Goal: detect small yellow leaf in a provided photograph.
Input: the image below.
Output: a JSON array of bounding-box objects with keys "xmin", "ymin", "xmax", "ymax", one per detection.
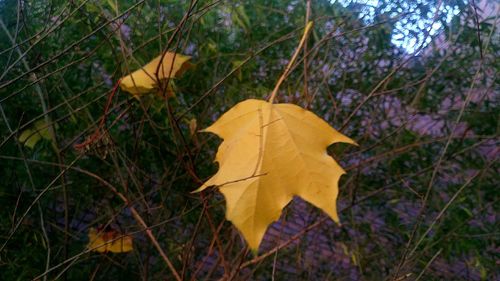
[
  {"xmin": 87, "ymin": 228, "xmax": 133, "ymax": 253},
  {"xmin": 18, "ymin": 120, "xmax": 53, "ymax": 149},
  {"xmin": 120, "ymin": 52, "xmax": 191, "ymax": 96},
  {"xmin": 195, "ymin": 99, "xmax": 356, "ymax": 251},
  {"xmin": 19, "ymin": 129, "xmax": 41, "ymax": 149}
]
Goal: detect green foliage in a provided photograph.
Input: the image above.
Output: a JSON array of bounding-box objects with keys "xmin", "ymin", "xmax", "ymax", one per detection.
[{"xmin": 0, "ymin": 0, "xmax": 497, "ymax": 280}]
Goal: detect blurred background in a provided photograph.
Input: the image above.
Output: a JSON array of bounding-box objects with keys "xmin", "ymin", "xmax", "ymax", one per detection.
[{"xmin": 0, "ymin": 0, "xmax": 498, "ymax": 280}]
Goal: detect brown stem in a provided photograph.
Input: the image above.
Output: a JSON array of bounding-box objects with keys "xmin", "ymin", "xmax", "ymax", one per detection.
[{"xmin": 268, "ymin": 21, "xmax": 313, "ymax": 103}]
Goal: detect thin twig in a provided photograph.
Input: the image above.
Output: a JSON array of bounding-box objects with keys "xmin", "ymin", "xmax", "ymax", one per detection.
[{"xmin": 268, "ymin": 21, "xmax": 313, "ymax": 103}]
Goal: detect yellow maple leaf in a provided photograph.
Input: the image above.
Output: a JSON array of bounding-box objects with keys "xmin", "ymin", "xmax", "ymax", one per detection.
[
  {"xmin": 195, "ymin": 99, "xmax": 356, "ymax": 251},
  {"xmin": 119, "ymin": 52, "xmax": 191, "ymax": 96},
  {"xmin": 87, "ymin": 228, "xmax": 133, "ymax": 253}
]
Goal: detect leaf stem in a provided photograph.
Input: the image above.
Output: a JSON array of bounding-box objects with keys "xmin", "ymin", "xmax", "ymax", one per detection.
[{"xmin": 268, "ymin": 21, "xmax": 313, "ymax": 103}]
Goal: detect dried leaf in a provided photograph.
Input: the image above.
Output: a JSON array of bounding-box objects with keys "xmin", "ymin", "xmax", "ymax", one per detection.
[
  {"xmin": 120, "ymin": 52, "xmax": 191, "ymax": 96},
  {"xmin": 188, "ymin": 118, "xmax": 197, "ymax": 136},
  {"xmin": 75, "ymin": 130, "xmax": 114, "ymax": 159},
  {"xmin": 87, "ymin": 228, "xmax": 133, "ymax": 253},
  {"xmin": 195, "ymin": 99, "xmax": 356, "ymax": 251}
]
